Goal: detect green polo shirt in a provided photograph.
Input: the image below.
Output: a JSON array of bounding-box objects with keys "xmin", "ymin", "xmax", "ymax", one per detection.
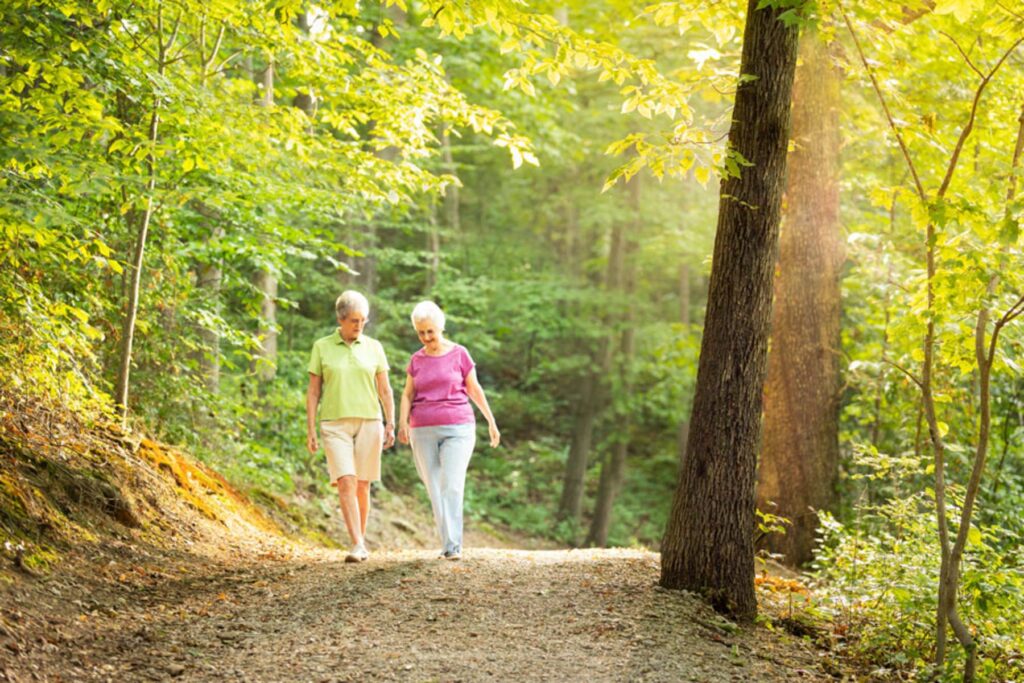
[{"xmin": 308, "ymin": 331, "xmax": 390, "ymax": 421}]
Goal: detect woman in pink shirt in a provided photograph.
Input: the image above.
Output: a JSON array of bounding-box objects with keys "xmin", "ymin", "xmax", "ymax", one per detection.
[{"xmin": 397, "ymin": 301, "xmax": 500, "ymax": 560}]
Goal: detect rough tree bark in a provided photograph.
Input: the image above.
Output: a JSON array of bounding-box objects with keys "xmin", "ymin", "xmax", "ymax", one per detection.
[
  {"xmin": 677, "ymin": 262, "xmax": 692, "ymax": 470},
  {"xmin": 756, "ymin": 28, "xmax": 843, "ymax": 567},
  {"xmin": 660, "ymin": 0, "xmax": 800, "ymax": 621}
]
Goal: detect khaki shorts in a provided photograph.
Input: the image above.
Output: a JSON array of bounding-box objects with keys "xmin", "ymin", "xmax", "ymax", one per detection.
[{"xmin": 320, "ymin": 418, "xmax": 383, "ymax": 483}]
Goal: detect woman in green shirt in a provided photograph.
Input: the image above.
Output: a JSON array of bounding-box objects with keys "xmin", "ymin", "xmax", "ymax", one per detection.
[{"xmin": 306, "ymin": 291, "xmax": 396, "ymax": 562}]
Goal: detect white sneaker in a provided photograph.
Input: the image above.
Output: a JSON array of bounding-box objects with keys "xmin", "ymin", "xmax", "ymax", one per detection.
[{"xmin": 346, "ymin": 543, "xmax": 369, "ymax": 563}]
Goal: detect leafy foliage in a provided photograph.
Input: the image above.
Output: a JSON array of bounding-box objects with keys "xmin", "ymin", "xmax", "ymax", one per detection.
[{"xmin": 2, "ymin": 0, "xmax": 1024, "ymax": 676}]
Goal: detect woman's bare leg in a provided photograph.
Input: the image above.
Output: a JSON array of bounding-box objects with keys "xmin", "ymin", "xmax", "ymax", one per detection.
[
  {"xmin": 336, "ymin": 475, "xmax": 362, "ymax": 546},
  {"xmin": 356, "ymin": 479, "xmax": 371, "ymax": 537}
]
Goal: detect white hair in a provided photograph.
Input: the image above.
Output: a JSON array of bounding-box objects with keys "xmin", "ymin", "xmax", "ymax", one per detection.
[
  {"xmin": 335, "ymin": 290, "xmax": 369, "ymax": 319},
  {"xmin": 410, "ymin": 300, "xmax": 445, "ymax": 330}
]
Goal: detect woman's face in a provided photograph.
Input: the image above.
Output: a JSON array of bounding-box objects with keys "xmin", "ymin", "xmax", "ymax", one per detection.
[
  {"xmin": 338, "ymin": 310, "xmax": 368, "ymax": 342},
  {"xmin": 414, "ymin": 319, "xmax": 443, "ymax": 351}
]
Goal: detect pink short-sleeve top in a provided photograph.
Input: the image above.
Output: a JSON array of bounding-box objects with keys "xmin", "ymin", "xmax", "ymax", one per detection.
[{"xmin": 406, "ymin": 344, "xmax": 476, "ymax": 428}]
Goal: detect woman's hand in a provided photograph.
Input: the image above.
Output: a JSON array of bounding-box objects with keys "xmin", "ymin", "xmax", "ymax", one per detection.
[
  {"xmin": 306, "ymin": 431, "xmax": 319, "ymax": 454},
  {"xmin": 384, "ymin": 423, "xmax": 396, "ymax": 449},
  {"xmin": 398, "ymin": 424, "xmax": 410, "ymax": 445},
  {"xmin": 488, "ymin": 422, "xmax": 501, "ymax": 448}
]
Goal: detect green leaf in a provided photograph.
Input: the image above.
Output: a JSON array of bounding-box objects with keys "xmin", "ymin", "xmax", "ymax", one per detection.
[
  {"xmin": 934, "ymin": 0, "xmax": 982, "ymax": 22},
  {"xmin": 694, "ymin": 166, "xmax": 710, "ymax": 187},
  {"xmin": 998, "ymin": 217, "xmax": 1019, "ymax": 245}
]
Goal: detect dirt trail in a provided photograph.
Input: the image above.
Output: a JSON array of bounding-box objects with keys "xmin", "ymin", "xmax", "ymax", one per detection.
[
  {"xmin": 0, "ymin": 396, "xmax": 834, "ymax": 682},
  {"xmin": 2, "ymin": 546, "xmax": 831, "ymax": 683}
]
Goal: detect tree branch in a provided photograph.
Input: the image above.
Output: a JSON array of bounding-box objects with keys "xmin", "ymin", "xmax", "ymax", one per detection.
[
  {"xmin": 938, "ymin": 31, "xmax": 983, "ymax": 78},
  {"xmin": 838, "ymin": 0, "xmax": 927, "ymax": 201},
  {"xmin": 997, "ymin": 1, "xmax": 1024, "ymax": 23},
  {"xmin": 162, "ymin": 12, "xmax": 183, "ymax": 54},
  {"xmin": 883, "ymin": 358, "xmax": 923, "ymax": 388},
  {"xmin": 112, "ymin": 22, "xmax": 159, "ymax": 65},
  {"xmin": 1008, "ymin": 102, "xmax": 1024, "ymax": 203},
  {"xmin": 214, "ymin": 49, "xmax": 244, "ymax": 75},
  {"xmin": 997, "ymin": 292, "xmax": 1024, "ymax": 329},
  {"xmin": 203, "ymin": 22, "xmax": 227, "ymax": 76},
  {"xmin": 936, "ymin": 37, "xmax": 1024, "ymax": 199}
]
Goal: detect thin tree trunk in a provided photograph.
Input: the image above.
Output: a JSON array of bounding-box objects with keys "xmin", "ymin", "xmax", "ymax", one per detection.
[
  {"xmin": 442, "ymin": 124, "xmax": 460, "ymax": 234},
  {"xmin": 923, "ymin": 67, "xmax": 1021, "ymax": 680},
  {"xmin": 427, "ymin": 123, "xmax": 458, "ymax": 289},
  {"xmin": 871, "ymin": 193, "xmax": 897, "ymax": 452},
  {"xmin": 196, "ymin": 221, "xmax": 223, "ymax": 395},
  {"xmin": 563, "ymin": 185, "xmax": 580, "ymax": 278},
  {"xmin": 253, "ymin": 267, "xmax": 278, "ymax": 385},
  {"xmin": 679, "ymin": 263, "xmax": 691, "ymax": 334},
  {"xmin": 756, "ymin": 29, "xmax": 843, "ymax": 567},
  {"xmin": 192, "ymin": 18, "xmax": 226, "ymax": 398},
  {"xmin": 660, "ymin": 0, "xmax": 799, "ymax": 621},
  {"xmin": 426, "ymin": 207, "xmax": 440, "ymax": 291},
  {"xmin": 937, "ymin": 101, "xmax": 1024, "ymax": 681},
  {"xmin": 363, "ymin": 228, "xmax": 379, "ymax": 295},
  {"xmin": 253, "ymin": 60, "xmax": 278, "ymax": 386},
  {"xmin": 558, "ymin": 220, "xmax": 626, "ymax": 529},
  {"xmin": 585, "ymin": 329, "xmax": 632, "ymax": 547},
  {"xmin": 114, "ymin": 7, "xmax": 181, "ymax": 419},
  {"xmin": 987, "ymin": 103, "xmax": 1024, "ymax": 502},
  {"xmin": 989, "ymin": 388, "xmax": 1019, "ymax": 499},
  {"xmin": 839, "ymin": 11, "xmax": 1021, "ymax": 666},
  {"xmin": 559, "ymin": 372, "xmax": 597, "ymax": 527},
  {"xmin": 586, "ymin": 176, "xmax": 641, "ymax": 548}
]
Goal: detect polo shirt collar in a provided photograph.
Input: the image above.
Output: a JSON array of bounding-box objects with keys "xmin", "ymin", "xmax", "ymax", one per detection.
[{"xmin": 335, "ymin": 329, "xmax": 363, "ymax": 345}]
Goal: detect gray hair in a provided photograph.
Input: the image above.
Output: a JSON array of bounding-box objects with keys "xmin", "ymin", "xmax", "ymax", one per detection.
[
  {"xmin": 335, "ymin": 290, "xmax": 370, "ymax": 319},
  {"xmin": 410, "ymin": 300, "xmax": 445, "ymax": 330}
]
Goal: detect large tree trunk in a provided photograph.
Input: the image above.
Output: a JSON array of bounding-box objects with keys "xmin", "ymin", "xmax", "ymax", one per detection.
[
  {"xmin": 677, "ymin": 262, "xmax": 692, "ymax": 469},
  {"xmin": 756, "ymin": 29, "xmax": 843, "ymax": 567},
  {"xmin": 660, "ymin": 0, "xmax": 800, "ymax": 622}
]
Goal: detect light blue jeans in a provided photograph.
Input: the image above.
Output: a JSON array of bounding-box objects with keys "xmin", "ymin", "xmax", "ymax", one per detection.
[{"xmin": 409, "ymin": 423, "xmax": 476, "ymax": 554}]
